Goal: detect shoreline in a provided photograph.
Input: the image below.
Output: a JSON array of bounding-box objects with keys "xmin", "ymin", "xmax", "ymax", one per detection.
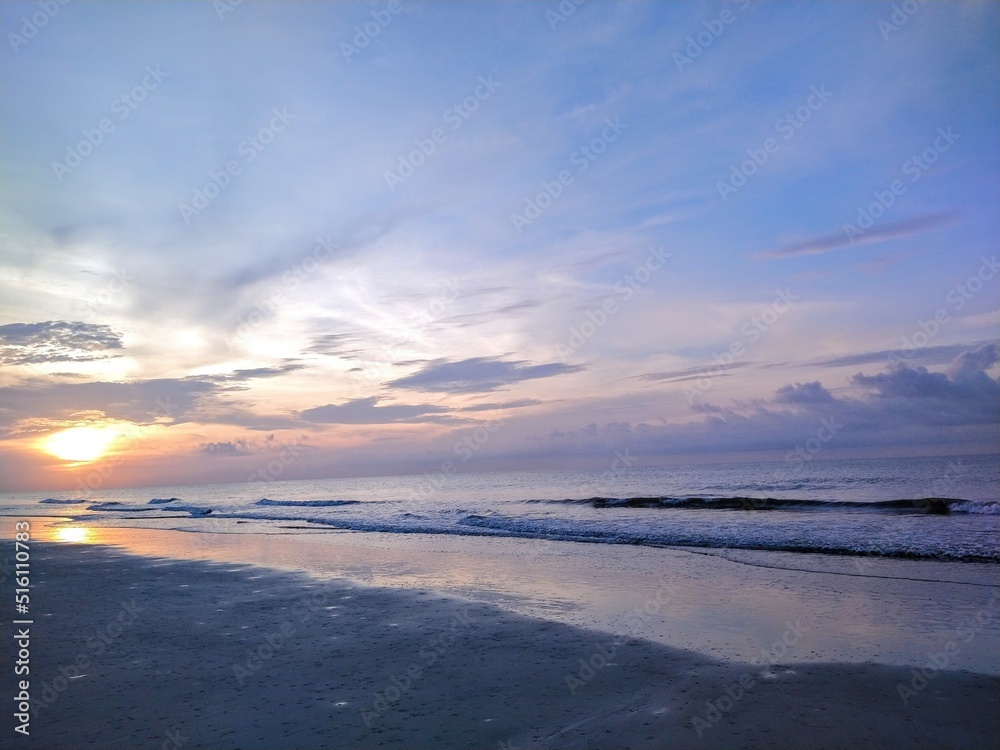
[{"xmin": 2, "ymin": 539, "xmax": 999, "ymax": 749}]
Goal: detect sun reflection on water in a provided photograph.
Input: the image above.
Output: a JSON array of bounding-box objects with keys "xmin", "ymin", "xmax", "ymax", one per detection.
[{"xmin": 54, "ymin": 527, "xmax": 93, "ymax": 544}]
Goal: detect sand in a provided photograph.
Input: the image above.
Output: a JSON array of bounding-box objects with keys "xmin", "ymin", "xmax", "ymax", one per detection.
[
  {"xmin": 2, "ymin": 539, "xmax": 998, "ymax": 749},
  {"xmin": 24, "ymin": 522, "xmax": 1000, "ymax": 673}
]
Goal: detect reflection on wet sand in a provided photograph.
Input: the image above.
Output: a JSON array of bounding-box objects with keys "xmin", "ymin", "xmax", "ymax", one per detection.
[{"xmin": 9, "ymin": 516, "xmax": 999, "ymax": 675}]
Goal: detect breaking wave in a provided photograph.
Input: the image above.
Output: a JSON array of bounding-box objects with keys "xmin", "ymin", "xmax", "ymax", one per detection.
[
  {"xmin": 521, "ymin": 496, "xmax": 991, "ymax": 514},
  {"xmin": 254, "ymin": 498, "xmax": 361, "ymax": 508}
]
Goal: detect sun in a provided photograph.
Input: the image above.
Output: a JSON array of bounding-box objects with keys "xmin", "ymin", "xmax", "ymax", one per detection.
[{"xmin": 41, "ymin": 426, "xmax": 119, "ymax": 463}]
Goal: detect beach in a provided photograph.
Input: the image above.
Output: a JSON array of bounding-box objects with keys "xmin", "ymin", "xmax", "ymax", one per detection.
[
  {"xmin": 3, "ymin": 524, "xmax": 998, "ymax": 749},
  {"xmin": 4, "ymin": 0, "xmax": 999, "ymax": 746}
]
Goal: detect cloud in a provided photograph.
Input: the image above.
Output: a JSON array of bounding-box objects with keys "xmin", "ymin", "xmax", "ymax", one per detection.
[
  {"xmin": 0, "ymin": 377, "xmax": 219, "ymax": 434},
  {"xmin": 435, "ymin": 300, "xmax": 543, "ymax": 329},
  {"xmin": 305, "ymin": 333, "xmax": 366, "ymax": 358},
  {"xmin": 852, "ymin": 359, "xmax": 999, "ymax": 405},
  {"xmin": 0, "ymin": 321, "xmax": 124, "ymax": 365},
  {"xmin": 775, "ymin": 381, "xmax": 835, "ymax": 404},
  {"xmin": 203, "ymin": 363, "xmax": 306, "ymax": 381},
  {"xmin": 633, "ymin": 362, "xmax": 750, "ymax": 383},
  {"xmin": 192, "ymin": 407, "xmax": 303, "ymax": 432},
  {"xmin": 805, "ymin": 343, "xmax": 992, "ymax": 369},
  {"xmin": 199, "ymin": 440, "xmax": 253, "ymax": 456},
  {"xmin": 198, "ymin": 436, "xmax": 274, "ymax": 456},
  {"xmin": 757, "ymin": 212, "xmax": 955, "ymax": 260},
  {"xmin": 457, "ymin": 398, "xmax": 544, "ymax": 412},
  {"xmin": 299, "ymin": 396, "xmax": 458, "ymax": 425},
  {"xmin": 387, "ymin": 356, "xmax": 584, "ymax": 393},
  {"xmin": 2, "ymin": 1, "xmax": 996, "ymax": 491},
  {"xmin": 947, "ymin": 343, "xmax": 998, "ymax": 380},
  {"xmin": 531, "ymin": 346, "xmax": 1000, "ymax": 458}
]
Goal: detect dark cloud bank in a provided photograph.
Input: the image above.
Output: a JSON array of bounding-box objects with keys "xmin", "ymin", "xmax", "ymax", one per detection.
[{"xmin": 534, "ymin": 345, "xmax": 999, "ymax": 459}]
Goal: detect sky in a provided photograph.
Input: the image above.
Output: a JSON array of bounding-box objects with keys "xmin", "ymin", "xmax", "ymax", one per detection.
[{"xmin": 1, "ymin": 0, "xmax": 998, "ymax": 492}]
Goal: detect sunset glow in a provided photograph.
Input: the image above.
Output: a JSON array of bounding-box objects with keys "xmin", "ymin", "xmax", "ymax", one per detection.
[
  {"xmin": 41, "ymin": 426, "xmax": 120, "ymax": 463},
  {"xmin": 53, "ymin": 527, "xmax": 94, "ymax": 544},
  {"xmin": 0, "ymin": 1, "xmax": 996, "ymax": 494},
  {"xmin": 0, "ymin": 4, "xmax": 997, "ymax": 750}
]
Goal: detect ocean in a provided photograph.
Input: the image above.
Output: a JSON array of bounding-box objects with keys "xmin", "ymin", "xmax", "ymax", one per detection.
[{"xmin": 3, "ymin": 454, "xmax": 998, "ymax": 563}]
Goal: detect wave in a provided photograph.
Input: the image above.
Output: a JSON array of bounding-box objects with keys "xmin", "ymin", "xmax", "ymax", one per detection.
[
  {"xmin": 952, "ymin": 500, "xmax": 1000, "ymax": 515},
  {"xmin": 57, "ymin": 496, "xmax": 999, "ymax": 562},
  {"xmin": 254, "ymin": 498, "xmax": 361, "ymax": 508},
  {"xmin": 87, "ymin": 502, "xmax": 156, "ymax": 512},
  {"xmin": 86, "ymin": 501, "xmax": 212, "ymax": 516},
  {"xmin": 141, "ymin": 509, "xmax": 996, "ymax": 563},
  {"xmin": 149, "ymin": 497, "xmax": 182, "ymax": 504},
  {"xmin": 40, "ymin": 498, "xmax": 85, "ymax": 505},
  {"xmin": 452, "ymin": 514, "xmax": 998, "ymax": 562},
  {"xmin": 521, "ymin": 496, "xmax": 984, "ymax": 514}
]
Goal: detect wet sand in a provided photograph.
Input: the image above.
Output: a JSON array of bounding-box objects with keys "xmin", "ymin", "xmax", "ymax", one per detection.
[
  {"xmin": 1, "ymin": 540, "xmax": 997, "ymax": 749},
  {"xmin": 20, "ymin": 521, "xmax": 1000, "ymax": 673}
]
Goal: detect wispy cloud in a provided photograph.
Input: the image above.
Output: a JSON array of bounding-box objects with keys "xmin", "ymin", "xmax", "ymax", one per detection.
[
  {"xmin": 299, "ymin": 396, "xmax": 459, "ymax": 425},
  {"xmin": 204, "ymin": 363, "xmax": 306, "ymax": 382},
  {"xmin": 456, "ymin": 398, "xmax": 544, "ymax": 412},
  {"xmin": 633, "ymin": 362, "xmax": 751, "ymax": 383},
  {"xmin": 803, "ymin": 342, "xmax": 996, "ymax": 369},
  {"xmin": 757, "ymin": 213, "xmax": 956, "ymax": 260},
  {"xmin": 388, "ymin": 357, "xmax": 584, "ymax": 394},
  {"xmin": 305, "ymin": 333, "xmax": 366, "ymax": 358}
]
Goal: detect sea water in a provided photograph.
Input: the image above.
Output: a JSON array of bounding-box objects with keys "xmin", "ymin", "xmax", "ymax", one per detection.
[{"xmin": 2, "ymin": 454, "xmax": 998, "ymax": 562}]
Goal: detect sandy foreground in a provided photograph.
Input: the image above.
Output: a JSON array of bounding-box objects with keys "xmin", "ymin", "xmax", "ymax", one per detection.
[{"xmin": 1, "ymin": 537, "xmax": 998, "ymax": 750}]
